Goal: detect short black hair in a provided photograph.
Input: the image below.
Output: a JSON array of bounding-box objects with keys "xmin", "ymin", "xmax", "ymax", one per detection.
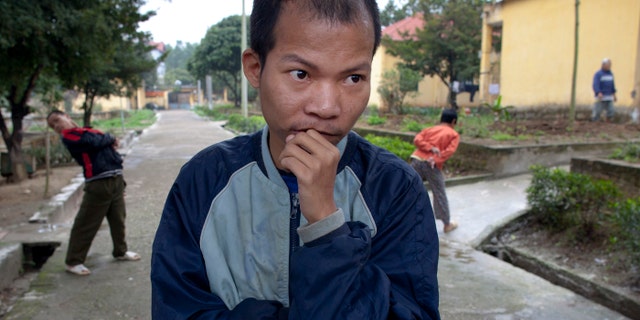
[
  {"xmin": 440, "ymin": 108, "xmax": 458, "ymax": 124},
  {"xmin": 250, "ymin": 0, "xmax": 381, "ymax": 67},
  {"xmin": 46, "ymin": 109, "xmax": 65, "ymax": 121}
]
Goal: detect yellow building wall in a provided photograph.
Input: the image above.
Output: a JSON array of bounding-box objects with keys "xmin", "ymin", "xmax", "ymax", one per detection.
[
  {"xmin": 500, "ymin": 0, "xmax": 640, "ymax": 109},
  {"xmin": 370, "ymin": 46, "xmax": 475, "ymax": 110},
  {"xmin": 71, "ymin": 94, "xmax": 134, "ymax": 113}
]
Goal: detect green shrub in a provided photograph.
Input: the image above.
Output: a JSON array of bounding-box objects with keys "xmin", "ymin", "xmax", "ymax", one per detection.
[
  {"xmin": 26, "ymin": 141, "xmax": 74, "ymax": 167},
  {"xmin": 402, "ymin": 119, "xmax": 424, "ymax": 132},
  {"xmin": 612, "ymin": 197, "xmax": 640, "ymax": 266},
  {"xmin": 526, "ymin": 166, "xmax": 621, "ymax": 238},
  {"xmin": 367, "ymin": 105, "xmax": 379, "ymax": 116},
  {"xmin": 92, "ymin": 110, "xmax": 156, "ymax": 133},
  {"xmin": 194, "ymin": 105, "xmax": 233, "ymax": 121},
  {"xmin": 610, "ymin": 143, "xmax": 640, "ymax": 163},
  {"xmin": 403, "ymin": 107, "xmax": 443, "ymax": 118},
  {"xmin": 491, "ymin": 132, "xmax": 516, "ymax": 141},
  {"xmin": 364, "ymin": 134, "xmax": 414, "ymax": 161},
  {"xmin": 225, "ymin": 114, "xmax": 266, "ymax": 133},
  {"xmin": 367, "ymin": 115, "xmax": 386, "ymax": 126},
  {"xmin": 456, "ymin": 114, "xmax": 492, "ymax": 139}
]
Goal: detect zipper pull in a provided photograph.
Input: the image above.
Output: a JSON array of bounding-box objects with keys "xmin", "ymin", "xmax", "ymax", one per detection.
[{"xmin": 290, "ymin": 193, "xmax": 299, "ymax": 219}]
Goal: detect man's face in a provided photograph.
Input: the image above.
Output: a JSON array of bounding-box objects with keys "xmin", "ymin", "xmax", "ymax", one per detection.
[
  {"xmin": 47, "ymin": 113, "xmax": 75, "ymax": 134},
  {"xmin": 603, "ymin": 61, "xmax": 612, "ymax": 71},
  {"xmin": 243, "ymin": 3, "xmax": 375, "ymax": 162}
]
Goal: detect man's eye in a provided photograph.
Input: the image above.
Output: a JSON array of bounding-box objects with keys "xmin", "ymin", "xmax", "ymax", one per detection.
[
  {"xmin": 290, "ymin": 70, "xmax": 308, "ymax": 80},
  {"xmin": 346, "ymin": 75, "xmax": 363, "ymax": 84}
]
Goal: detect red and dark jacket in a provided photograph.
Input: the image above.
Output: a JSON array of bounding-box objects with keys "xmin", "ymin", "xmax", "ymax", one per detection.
[{"xmin": 61, "ymin": 127, "xmax": 123, "ymax": 180}]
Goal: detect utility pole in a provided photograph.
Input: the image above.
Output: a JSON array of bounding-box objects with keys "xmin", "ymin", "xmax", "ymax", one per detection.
[{"xmin": 241, "ymin": 0, "xmax": 249, "ymax": 118}]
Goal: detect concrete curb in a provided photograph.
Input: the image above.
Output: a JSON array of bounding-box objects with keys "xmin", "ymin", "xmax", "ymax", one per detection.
[
  {"xmin": 477, "ymin": 212, "xmax": 640, "ymax": 319},
  {"xmin": 0, "ymin": 243, "xmax": 22, "ymax": 292},
  {"xmin": 469, "ymin": 208, "xmax": 530, "ymax": 248},
  {"xmin": 505, "ymin": 245, "xmax": 640, "ymax": 320}
]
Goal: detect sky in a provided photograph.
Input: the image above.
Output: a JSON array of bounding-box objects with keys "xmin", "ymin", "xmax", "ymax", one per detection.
[{"xmin": 139, "ymin": 0, "xmax": 391, "ymax": 46}]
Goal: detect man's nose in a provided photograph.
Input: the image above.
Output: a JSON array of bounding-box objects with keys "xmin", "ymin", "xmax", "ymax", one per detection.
[{"xmin": 304, "ymin": 83, "xmax": 341, "ymax": 119}]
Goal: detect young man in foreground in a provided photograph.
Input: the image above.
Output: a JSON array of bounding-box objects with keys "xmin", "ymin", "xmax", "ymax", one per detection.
[{"xmin": 151, "ymin": 1, "xmax": 440, "ymax": 318}]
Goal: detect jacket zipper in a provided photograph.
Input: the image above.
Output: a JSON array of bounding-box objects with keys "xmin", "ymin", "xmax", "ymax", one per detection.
[
  {"xmin": 289, "ymin": 192, "xmax": 301, "ymax": 254},
  {"xmin": 288, "ymin": 192, "xmax": 301, "ymax": 304}
]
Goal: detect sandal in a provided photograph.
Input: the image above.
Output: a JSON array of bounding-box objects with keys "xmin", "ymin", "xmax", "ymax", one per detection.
[
  {"xmin": 115, "ymin": 251, "xmax": 141, "ymax": 261},
  {"xmin": 66, "ymin": 264, "xmax": 91, "ymax": 276},
  {"xmin": 444, "ymin": 220, "xmax": 459, "ymax": 233}
]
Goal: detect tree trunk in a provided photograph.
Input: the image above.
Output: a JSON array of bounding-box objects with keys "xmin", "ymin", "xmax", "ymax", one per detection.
[
  {"xmin": 7, "ymin": 103, "xmax": 28, "ymax": 182},
  {"xmin": 83, "ymin": 88, "xmax": 96, "ymax": 127},
  {"xmin": 569, "ymin": 0, "xmax": 580, "ymax": 130},
  {"xmin": 448, "ymin": 89, "xmax": 459, "ymax": 110},
  {"xmin": 1, "ymin": 67, "xmax": 42, "ymax": 182}
]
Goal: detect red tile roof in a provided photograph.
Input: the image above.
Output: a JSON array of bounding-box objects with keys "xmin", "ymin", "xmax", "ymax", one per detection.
[
  {"xmin": 145, "ymin": 91, "xmax": 166, "ymax": 97},
  {"xmin": 149, "ymin": 41, "xmax": 166, "ymax": 53},
  {"xmin": 382, "ymin": 14, "xmax": 424, "ymax": 41}
]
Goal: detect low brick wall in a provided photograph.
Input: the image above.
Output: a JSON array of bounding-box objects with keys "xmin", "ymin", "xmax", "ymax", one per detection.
[
  {"xmin": 456, "ymin": 141, "xmax": 628, "ymax": 177},
  {"xmin": 571, "ymin": 157, "xmax": 640, "ymax": 198}
]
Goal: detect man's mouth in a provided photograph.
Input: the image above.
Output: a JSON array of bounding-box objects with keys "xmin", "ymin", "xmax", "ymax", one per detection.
[{"xmin": 291, "ymin": 129, "xmax": 340, "ymax": 138}]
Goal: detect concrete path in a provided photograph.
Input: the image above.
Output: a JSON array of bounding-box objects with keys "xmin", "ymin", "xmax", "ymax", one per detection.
[
  {"xmin": 5, "ymin": 110, "xmax": 628, "ymax": 319},
  {"xmin": 435, "ymin": 178, "xmax": 628, "ymax": 319}
]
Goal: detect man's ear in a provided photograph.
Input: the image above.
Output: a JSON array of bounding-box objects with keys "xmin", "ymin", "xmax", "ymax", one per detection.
[{"xmin": 242, "ymin": 49, "xmax": 262, "ymax": 89}]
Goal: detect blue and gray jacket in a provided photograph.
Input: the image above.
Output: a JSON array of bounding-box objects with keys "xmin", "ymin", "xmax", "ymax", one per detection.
[
  {"xmin": 592, "ymin": 69, "xmax": 616, "ymax": 99},
  {"xmin": 151, "ymin": 127, "xmax": 441, "ymax": 319}
]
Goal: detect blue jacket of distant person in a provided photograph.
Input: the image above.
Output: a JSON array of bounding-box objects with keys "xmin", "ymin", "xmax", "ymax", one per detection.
[
  {"xmin": 592, "ymin": 69, "xmax": 616, "ymax": 99},
  {"xmin": 150, "ymin": 126, "xmax": 441, "ymax": 320}
]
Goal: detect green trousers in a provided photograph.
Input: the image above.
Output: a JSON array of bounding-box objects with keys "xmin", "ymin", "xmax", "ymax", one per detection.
[{"xmin": 65, "ymin": 175, "xmax": 128, "ymax": 266}]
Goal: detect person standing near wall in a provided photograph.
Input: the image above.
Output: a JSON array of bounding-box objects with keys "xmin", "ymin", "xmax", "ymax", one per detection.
[
  {"xmin": 410, "ymin": 108, "xmax": 460, "ymax": 233},
  {"xmin": 592, "ymin": 58, "xmax": 617, "ymax": 122}
]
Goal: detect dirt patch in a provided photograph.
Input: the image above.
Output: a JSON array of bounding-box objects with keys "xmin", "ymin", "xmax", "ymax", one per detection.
[
  {"xmin": 509, "ymin": 222, "xmax": 638, "ymax": 291},
  {"xmin": 0, "ymin": 166, "xmax": 82, "ymax": 229},
  {"xmin": 358, "ymin": 115, "xmax": 640, "ymax": 146},
  {"xmin": 487, "ymin": 119, "xmax": 640, "ymax": 144},
  {"xmin": 490, "ymin": 216, "xmax": 640, "ymax": 314}
]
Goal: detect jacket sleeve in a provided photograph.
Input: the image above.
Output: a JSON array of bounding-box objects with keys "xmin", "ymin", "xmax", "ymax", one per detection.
[
  {"xmin": 151, "ymin": 169, "xmax": 289, "ymax": 320},
  {"xmin": 288, "ymin": 171, "xmax": 440, "ymax": 320},
  {"xmin": 437, "ymin": 133, "xmax": 460, "ymax": 163},
  {"xmin": 414, "ymin": 128, "xmax": 434, "ymax": 154},
  {"xmin": 592, "ymin": 71, "xmax": 601, "ymax": 95},
  {"xmin": 63, "ymin": 130, "xmax": 115, "ymax": 153}
]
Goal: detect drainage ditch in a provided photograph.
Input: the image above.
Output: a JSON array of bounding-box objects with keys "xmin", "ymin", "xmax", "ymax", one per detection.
[
  {"xmin": 478, "ymin": 215, "xmax": 640, "ymax": 319},
  {"xmin": 22, "ymin": 242, "xmax": 60, "ymax": 271}
]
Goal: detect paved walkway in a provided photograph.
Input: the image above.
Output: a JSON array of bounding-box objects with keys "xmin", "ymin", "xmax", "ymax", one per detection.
[{"xmin": 5, "ymin": 110, "xmax": 628, "ymax": 319}]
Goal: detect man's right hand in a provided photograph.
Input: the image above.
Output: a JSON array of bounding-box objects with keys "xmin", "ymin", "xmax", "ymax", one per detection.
[{"xmin": 279, "ymin": 130, "xmax": 340, "ymax": 224}]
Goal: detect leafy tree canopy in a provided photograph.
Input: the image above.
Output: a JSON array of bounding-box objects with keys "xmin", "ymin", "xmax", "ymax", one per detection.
[
  {"xmin": 384, "ymin": 0, "xmax": 484, "ymax": 108},
  {"xmin": 188, "ymin": 15, "xmax": 243, "ymax": 106},
  {"xmin": 165, "ymin": 41, "xmax": 198, "ymax": 71},
  {"xmin": 380, "ymin": 0, "xmax": 420, "ymax": 26},
  {"xmin": 0, "ymin": 0, "xmax": 155, "ymax": 180}
]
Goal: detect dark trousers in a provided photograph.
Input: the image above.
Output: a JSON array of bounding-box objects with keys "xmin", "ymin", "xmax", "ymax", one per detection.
[
  {"xmin": 410, "ymin": 159, "xmax": 451, "ymax": 225},
  {"xmin": 65, "ymin": 175, "xmax": 128, "ymax": 265}
]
